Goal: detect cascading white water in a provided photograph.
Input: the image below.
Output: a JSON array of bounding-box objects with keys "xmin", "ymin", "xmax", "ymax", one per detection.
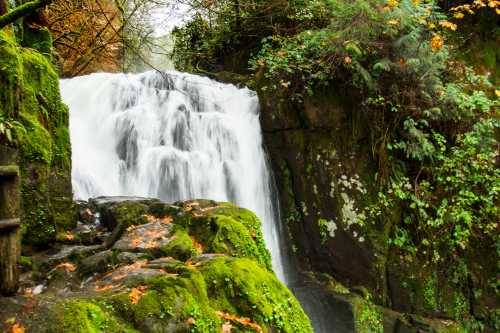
[{"xmin": 61, "ymin": 71, "xmax": 286, "ymax": 282}]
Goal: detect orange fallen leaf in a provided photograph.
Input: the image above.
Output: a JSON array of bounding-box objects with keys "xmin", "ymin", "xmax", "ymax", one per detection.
[
  {"xmin": 95, "ymin": 285, "xmax": 115, "ymax": 292},
  {"xmin": 186, "ymin": 317, "xmax": 196, "ymax": 326},
  {"xmin": 191, "ymin": 237, "xmax": 205, "ymax": 252},
  {"xmin": 143, "ymin": 215, "xmax": 174, "ymax": 224},
  {"xmin": 11, "ymin": 323, "xmax": 25, "ymax": 333},
  {"xmin": 215, "ymin": 311, "xmax": 263, "ymax": 333},
  {"xmin": 130, "ymin": 286, "xmax": 147, "ymax": 305},
  {"xmin": 222, "ymin": 322, "xmax": 233, "ymax": 333},
  {"xmin": 130, "ymin": 238, "xmax": 142, "ymax": 247},
  {"xmin": 111, "ymin": 273, "xmax": 127, "ymax": 281},
  {"xmin": 185, "ymin": 259, "xmax": 201, "ymax": 268},
  {"xmin": 55, "ymin": 262, "xmax": 76, "ymax": 272},
  {"xmin": 144, "ymin": 240, "xmax": 159, "ymax": 249},
  {"xmin": 64, "ymin": 232, "xmax": 75, "ymax": 241}
]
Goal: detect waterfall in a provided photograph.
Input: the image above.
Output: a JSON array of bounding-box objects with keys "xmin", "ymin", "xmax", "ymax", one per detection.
[{"xmin": 61, "ymin": 71, "xmax": 287, "ymax": 282}]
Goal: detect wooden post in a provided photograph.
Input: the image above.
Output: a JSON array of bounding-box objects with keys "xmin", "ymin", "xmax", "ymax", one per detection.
[
  {"xmin": 0, "ymin": 219, "xmax": 20, "ymax": 295},
  {"xmin": 0, "ymin": 160, "xmax": 21, "ymax": 296}
]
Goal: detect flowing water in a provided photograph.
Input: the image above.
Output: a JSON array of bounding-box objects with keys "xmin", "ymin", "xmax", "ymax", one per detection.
[
  {"xmin": 62, "ymin": 71, "xmax": 341, "ymax": 332},
  {"xmin": 61, "ymin": 71, "xmax": 287, "ymax": 282}
]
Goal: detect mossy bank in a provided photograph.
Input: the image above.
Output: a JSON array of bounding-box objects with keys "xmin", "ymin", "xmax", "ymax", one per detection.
[{"xmin": 0, "ymin": 27, "xmax": 73, "ymax": 246}]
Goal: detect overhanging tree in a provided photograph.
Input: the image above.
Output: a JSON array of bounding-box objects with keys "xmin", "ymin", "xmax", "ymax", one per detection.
[{"xmin": 0, "ymin": 0, "xmax": 53, "ymax": 29}]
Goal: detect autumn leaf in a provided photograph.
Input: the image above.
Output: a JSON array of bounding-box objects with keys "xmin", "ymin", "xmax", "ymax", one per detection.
[
  {"xmin": 430, "ymin": 35, "xmax": 444, "ymax": 52},
  {"xmin": 55, "ymin": 262, "xmax": 76, "ymax": 272},
  {"xmin": 95, "ymin": 284, "xmax": 115, "ymax": 292},
  {"xmin": 143, "ymin": 215, "xmax": 174, "ymax": 224},
  {"xmin": 130, "ymin": 286, "xmax": 147, "ymax": 305},
  {"xmin": 186, "ymin": 317, "xmax": 196, "ymax": 326},
  {"xmin": 215, "ymin": 311, "xmax": 263, "ymax": 333},
  {"xmin": 64, "ymin": 232, "xmax": 75, "ymax": 241},
  {"xmin": 222, "ymin": 322, "xmax": 233, "ymax": 333},
  {"xmin": 11, "ymin": 323, "xmax": 25, "ymax": 333},
  {"xmin": 439, "ymin": 20, "xmax": 457, "ymax": 31},
  {"xmin": 191, "ymin": 237, "xmax": 205, "ymax": 253}
]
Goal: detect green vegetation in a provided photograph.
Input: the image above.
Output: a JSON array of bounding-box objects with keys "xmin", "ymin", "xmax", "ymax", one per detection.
[{"xmin": 174, "ymin": 0, "xmax": 499, "ymax": 329}]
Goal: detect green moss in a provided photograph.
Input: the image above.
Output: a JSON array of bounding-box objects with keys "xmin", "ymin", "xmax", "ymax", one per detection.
[
  {"xmin": 188, "ymin": 213, "xmax": 272, "ymax": 271},
  {"xmin": 200, "ymin": 257, "xmax": 313, "ymax": 333},
  {"xmin": 0, "ymin": 30, "xmax": 73, "ymax": 246},
  {"xmin": 424, "ymin": 274, "xmax": 438, "ymax": 312},
  {"xmin": 50, "ymin": 300, "xmax": 138, "ymax": 333},
  {"xmin": 353, "ymin": 296, "xmax": 384, "ymax": 333},
  {"xmin": 20, "ymin": 26, "xmax": 53, "ymax": 56},
  {"xmin": 163, "ymin": 227, "xmax": 197, "ymax": 261}
]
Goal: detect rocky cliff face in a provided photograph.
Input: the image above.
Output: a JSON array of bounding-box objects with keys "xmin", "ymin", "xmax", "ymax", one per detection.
[
  {"xmin": 0, "ymin": 28, "xmax": 73, "ymax": 247},
  {"xmin": 258, "ymin": 83, "xmax": 498, "ymax": 331},
  {"xmin": 0, "ymin": 198, "xmax": 312, "ymax": 333}
]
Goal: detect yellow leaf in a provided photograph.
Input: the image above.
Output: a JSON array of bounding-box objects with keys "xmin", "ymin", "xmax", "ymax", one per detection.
[
  {"xmin": 344, "ymin": 56, "xmax": 352, "ymax": 65},
  {"xmin": 387, "ymin": 0, "xmax": 399, "ymax": 7},
  {"xmin": 55, "ymin": 262, "xmax": 76, "ymax": 272},
  {"xmin": 430, "ymin": 35, "xmax": 444, "ymax": 52},
  {"xmin": 387, "ymin": 19, "xmax": 399, "ymax": 25},
  {"xmin": 453, "ymin": 12, "xmax": 465, "ymax": 19},
  {"xmin": 439, "ymin": 20, "xmax": 458, "ymax": 31},
  {"xmin": 11, "ymin": 323, "xmax": 25, "ymax": 333},
  {"xmin": 130, "ymin": 286, "xmax": 147, "ymax": 304}
]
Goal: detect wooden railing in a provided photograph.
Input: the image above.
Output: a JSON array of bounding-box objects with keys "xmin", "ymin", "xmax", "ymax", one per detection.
[{"xmin": 0, "ymin": 164, "xmax": 20, "ymax": 295}]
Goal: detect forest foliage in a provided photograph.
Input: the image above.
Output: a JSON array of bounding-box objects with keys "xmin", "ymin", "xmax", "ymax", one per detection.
[{"xmin": 172, "ymin": 0, "xmax": 499, "ymax": 302}]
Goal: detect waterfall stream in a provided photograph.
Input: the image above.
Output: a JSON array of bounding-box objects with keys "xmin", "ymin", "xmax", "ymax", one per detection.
[
  {"xmin": 62, "ymin": 71, "xmax": 340, "ymax": 332},
  {"xmin": 61, "ymin": 71, "xmax": 287, "ymax": 282}
]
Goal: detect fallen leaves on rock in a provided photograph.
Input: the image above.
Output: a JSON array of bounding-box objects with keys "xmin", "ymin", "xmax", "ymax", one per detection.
[
  {"xmin": 215, "ymin": 311, "xmax": 263, "ymax": 333},
  {"xmin": 55, "ymin": 262, "xmax": 76, "ymax": 272},
  {"xmin": 144, "ymin": 214, "xmax": 173, "ymax": 224}
]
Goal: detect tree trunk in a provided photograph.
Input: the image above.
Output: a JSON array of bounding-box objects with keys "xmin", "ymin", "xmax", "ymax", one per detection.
[
  {"xmin": 0, "ymin": 0, "xmax": 52, "ymax": 29},
  {"xmin": 0, "ymin": 0, "xmax": 8, "ymax": 16}
]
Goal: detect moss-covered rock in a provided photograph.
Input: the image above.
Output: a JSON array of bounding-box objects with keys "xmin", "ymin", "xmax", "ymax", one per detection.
[
  {"xmin": 0, "ymin": 198, "xmax": 313, "ymax": 333},
  {"xmin": 0, "ymin": 29, "xmax": 73, "ymax": 246}
]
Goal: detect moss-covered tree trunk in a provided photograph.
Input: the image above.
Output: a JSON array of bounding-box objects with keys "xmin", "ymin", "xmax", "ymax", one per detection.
[{"xmin": 0, "ymin": 0, "xmax": 52, "ymax": 29}]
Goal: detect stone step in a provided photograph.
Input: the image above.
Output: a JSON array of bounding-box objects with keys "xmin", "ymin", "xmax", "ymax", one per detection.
[
  {"xmin": 0, "ymin": 218, "xmax": 20, "ymax": 230},
  {"xmin": 0, "ymin": 165, "xmax": 19, "ymax": 177}
]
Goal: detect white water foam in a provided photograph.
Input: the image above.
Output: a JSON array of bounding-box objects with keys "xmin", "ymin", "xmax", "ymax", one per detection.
[{"xmin": 61, "ymin": 71, "xmax": 286, "ymax": 282}]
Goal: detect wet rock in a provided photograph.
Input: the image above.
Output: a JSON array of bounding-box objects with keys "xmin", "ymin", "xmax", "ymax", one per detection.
[
  {"xmin": 72, "ymin": 221, "xmax": 98, "ymax": 244},
  {"xmin": 112, "ymin": 221, "xmax": 174, "ymax": 257},
  {"xmin": 143, "ymin": 257, "xmax": 185, "ymax": 273},
  {"xmin": 190, "ymin": 253, "xmax": 227, "ymax": 264},
  {"xmin": 94, "ymin": 261, "xmax": 165, "ymax": 288},
  {"xmin": 79, "ymin": 250, "xmax": 114, "ymax": 275},
  {"xmin": 116, "ymin": 252, "xmax": 146, "ymax": 265},
  {"xmin": 75, "ymin": 200, "xmax": 97, "ymax": 224},
  {"xmin": 35, "ymin": 245, "xmax": 104, "ymax": 271}
]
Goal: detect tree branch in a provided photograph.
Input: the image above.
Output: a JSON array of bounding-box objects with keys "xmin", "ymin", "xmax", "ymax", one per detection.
[{"xmin": 0, "ymin": 0, "xmax": 53, "ymax": 29}]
